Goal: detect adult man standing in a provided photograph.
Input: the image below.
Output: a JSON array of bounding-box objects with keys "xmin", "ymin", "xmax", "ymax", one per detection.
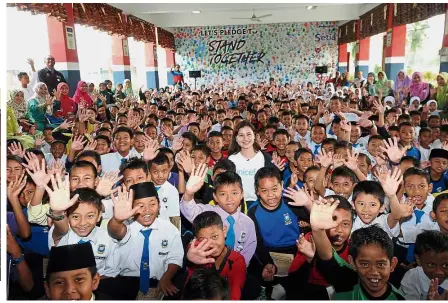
[{"xmin": 38, "ymin": 55, "xmax": 66, "ymax": 95}]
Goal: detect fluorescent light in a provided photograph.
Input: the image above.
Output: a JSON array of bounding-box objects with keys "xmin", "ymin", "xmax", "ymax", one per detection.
[
  {"xmin": 192, "ymin": 10, "xmax": 201, "ymax": 14},
  {"xmin": 307, "ymin": 6, "xmax": 316, "ymax": 10}
]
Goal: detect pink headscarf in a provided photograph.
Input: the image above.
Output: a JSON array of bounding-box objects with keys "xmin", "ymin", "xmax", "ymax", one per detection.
[
  {"xmin": 73, "ymin": 80, "xmax": 93, "ymax": 107},
  {"xmin": 409, "ymin": 72, "xmax": 430, "ymax": 101}
]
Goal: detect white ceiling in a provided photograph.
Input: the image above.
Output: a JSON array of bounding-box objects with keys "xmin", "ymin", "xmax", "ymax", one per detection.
[{"xmin": 111, "ymin": 3, "xmax": 380, "ymax": 29}]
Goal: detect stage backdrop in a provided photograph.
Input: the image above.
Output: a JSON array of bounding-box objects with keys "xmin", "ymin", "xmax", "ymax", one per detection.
[{"xmin": 173, "ymin": 21, "xmax": 338, "ymax": 87}]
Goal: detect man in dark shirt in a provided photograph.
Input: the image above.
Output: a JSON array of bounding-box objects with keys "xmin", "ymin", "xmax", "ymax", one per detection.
[{"xmin": 37, "ymin": 55, "xmax": 66, "ymax": 95}]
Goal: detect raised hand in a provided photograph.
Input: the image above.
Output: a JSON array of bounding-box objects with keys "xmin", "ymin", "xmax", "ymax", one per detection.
[
  {"xmin": 442, "ymin": 141, "xmax": 448, "ymax": 151},
  {"xmin": 323, "ymin": 111, "xmax": 333, "ymax": 125},
  {"xmin": 358, "ymin": 118, "xmax": 373, "ymax": 128},
  {"xmin": 378, "ymin": 166, "xmax": 402, "ymax": 197},
  {"xmin": 143, "ymin": 138, "xmax": 160, "ymax": 162},
  {"xmin": 396, "ymin": 196, "xmax": 416, "ymax": 219},
  {"xmin": 45, "ymin": 94, "xmax": 53, "ymax": 106},
  {"xmin": 53, "ymin": 89, "xmax": 61, "ymax": 101},
  {"xmin": 84, "ymin": 140, "xmax": 97, "ymax": 151},
  {"xmin": 344, "ymin": 150, "xmax": 359, "ymax": 171},
  {"xmin": 8, "ymin": 142, "xmax": 25, "ymax": 158},
  {"xmin": 7, "ymin": 173, "xmax": 27, "ymax": 199},
  {"xmin": 284, "ymin": 185, "xmax": 313, "ymax": 208},
  {"xmin": 427, "ymin": 278, "xmax": 448, "ymax": 300},
  {"xmin": 96, "ymin": 171, "xmax": 122, "ymax": 197},
  {"xmin": 315, "ymin": 149, "xmax": 333, "ymax": 168},
  {"xmin": 289, "ymin": 171, "xmax": 299, "ymax": 188},
  {"xmin": 23, "ymin": 153, "xmax": 51, "ymax": 188},
  {"xmin": 176, "ymin": 150, "xmax": 193, "ymax": 174},
  {"xmin": 380, "ymin": 137, "xmax": 406, "ymax": 163},
  {"xmin": 296, "ymin": 233, "xmax": 316, "ymax": 260},
  {"xmin": 186, "ymin": 238, "xmax": 217, "ymax": 265},
  {"xmin": 34, "ymin": 134, "xmax": 44, "ymax": 147},
  {"xmin": 271, "ymin": 152, "xmax": 286, "ymax": 171},
  {"xmin": 59, "ymin": 119, "xmax": 75, "ymax": 130},
  {"xmin": 333, "ymin": 153, "xmax": 345, "ymax": 168},
  {"xmin": 112, "ymin": 186, "xmax": 140, "ymax": 222},
  {"xmin": 185, "ymin": 163, "xmax": 208, "ymax": 195},
  {"xmin": 71, "ymin": 136, "xmax": 87, "ymax": 152},
  {"xmin": 44, "ymin": 173, "xmax": 79, "ymax": 212},
  {"xmin": 262, "ymin": 264, "xmax": 276, "ymax": 282},
  {"xmin": 310, "ymin": 198, "xmax": 341, "ymax": 230},
  {"xmin": 47, "ymin": 159, "xmax": 66, "ymax": 176},
  {"xmin": 339, "ymin": 119, "xmax": 351, "ymax": 134},
  {"xmin": 172, "ymin": 137, "xmax": 183, "ymax": 153}
]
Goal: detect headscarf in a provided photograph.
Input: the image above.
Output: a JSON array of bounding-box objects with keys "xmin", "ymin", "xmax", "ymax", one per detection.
[
  {"xmin": 384, "ymin": 96, "xmax": 395, "ymax": 106},
  {"xmin": 375, "ymin": 71, "xmax": 390, "ymax": 96},
  {"xmin": 8, "ymin": 89, "xmax": 27, "ymax": 119},
  {"xmin": 409, "ymin": 96, "xmax": 421, "ymax": 110},
  {"xmin": 436, "ymin": 72, "xmax": 448, "ymax": 108},
  {"xmin": 123, "ymin": 79, "xmax": 133, "ymax": 96},
  {"xmin": 57, "ymin": 82, "xmax": 76, "ymax": 117},
  {"xmin": 394, "ymin": 70, "xmax": 411, "ymax": 92},
  {"xmin": 73, "ymin": 81, "xmax": 93, "ymax": 107},
  {"xmin": 410, "ymin": 72, "xmax": 430, "ymax": 101},
  {"xmin": 86, "ymin": 82, "xmax": 95, "ymax": 97},
  {"xmin": 367, "ymin": 72, "xmax": 377, "ymax": 96},
  {"xmin": 32, "ymin": 82, "xmax": 48, "ymax": 104}
]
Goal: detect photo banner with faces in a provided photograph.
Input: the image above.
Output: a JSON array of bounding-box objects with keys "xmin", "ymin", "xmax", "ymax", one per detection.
[{"xmin": 173, "ymin": 22, "xmax": 338, "ymax": 87}]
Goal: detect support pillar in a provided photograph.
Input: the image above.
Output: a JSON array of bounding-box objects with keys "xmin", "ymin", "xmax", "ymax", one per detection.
[
  {"xmin": 144, "ymin": 42, "xmax": 159, "ymax": 89},
  {"xmin": 384, "ymin": 3, "xmax": 406, "ymax": 79},
  {"xmin": 338, "ymin": 43, "xmax": 348, "ymax": 73},
  {"xmin": 440, "ymin": 5, "xmax": 448, "ymax": 72},
  {"xmin": 355, "ymin": 37, "xmax": 370, "ymax": 76},
  {"xmin": 165, "ymin": 49, "xmax": 176, "ymax": 86},
  {"xmin": 111, "ymin": 33, "xmax": 131, "ymax": 86},
  {"xmin": 46, "ymin": 3, "xmax": 80, "ymax": 96}
]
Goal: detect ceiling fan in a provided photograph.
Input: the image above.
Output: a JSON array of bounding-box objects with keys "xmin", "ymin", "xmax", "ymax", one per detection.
[{"xmin": 230, "ymin": 9, "xmax": 272, "ymax": 22}]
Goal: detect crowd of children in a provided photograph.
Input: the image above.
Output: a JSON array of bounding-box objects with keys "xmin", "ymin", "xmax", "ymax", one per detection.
[{"xmin": 5, "ymin": 68, "xmax": 448, "ymax": 300}]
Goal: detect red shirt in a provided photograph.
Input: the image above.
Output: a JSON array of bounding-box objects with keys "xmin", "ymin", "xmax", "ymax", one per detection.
[
  {"xmin": 208, "ymin": 150, "xmax": 229, "ymax": 168},
  {"xmin": 288, "ymin": 232, "xmax": 349, "ymax": 286},
  {"xmin": 187, "ymin": 249, "xmax": 246, "ymax": 300}
]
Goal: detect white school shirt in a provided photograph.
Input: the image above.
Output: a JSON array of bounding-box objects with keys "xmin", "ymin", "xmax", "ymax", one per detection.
[
  {"xmin": 399, "ymin": 198, "xmax": 436, "ymax": 245},
  {"xmin": 100, "ymin": 150, "xmax": 141, "ymax": 173},
  {"xmin": 419, "ymin": 146, "xmax": 431, "ymax": 161},
  {"xmin": 352, "ymin": 136, "xmax": 369, "ymax": 153},
  {"xmin": 116, "ymin": 218, "xmax": 184, "ymax": 279},
  {"xmin": 294, "ymin": 131, "xmax": 310, "ymax": 143},
  {"xmin": 324, "ymin": 189, "xmax": 353, "ymax": 204},
  {"xmin": 156, "ymin": 181, "xmax": 180, "ymax": 218},
  {"xmin": 44, "ymin": 153, "xmax": 67, "ymax": 166},
  {"xmin": 19, "ymin": 71, "xmax": 38, "ymax": 101},
  {"xmin": 228, "ymin": 151, "xmax": 265, "ymax": 202},
  {"xmin": 48, "ymin": 225, "xmax": 122, "ymax": 277},
  {"xmin": 351, "ymin": 214, "xmax": 400, "ymax": 238},
  {"xmin": 400, "ymin": 266, "xmax": 448, "ymax": 300},
  {"xmin": 210, "ymin": 123, "xmax": 222, "ymax": 132},
  {"xmin": 431, "ymin": 139, "xmax": 442, "ymax": 150},
  {"xmin": 308, "ymin": 140, "xmax": 323, "ymax": 156}
]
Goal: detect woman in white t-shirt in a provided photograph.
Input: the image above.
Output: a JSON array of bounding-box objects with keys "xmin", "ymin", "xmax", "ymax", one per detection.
[{"xmin": 228, "ymin": 121, "xmax": 274, "ymax": 206}]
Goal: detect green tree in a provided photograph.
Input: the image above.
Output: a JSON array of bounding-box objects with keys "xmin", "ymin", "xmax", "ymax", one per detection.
[{"xmin": 406, "ymin": 21, "xmax": 429, "ymax": 68}]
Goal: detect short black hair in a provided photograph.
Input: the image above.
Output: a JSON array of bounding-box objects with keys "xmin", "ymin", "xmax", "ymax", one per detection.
[
  {"xmin": 148, "ymin": 153, "xmax": 169, "ymax": 169},
  {"xmin": 192, "ymin": 144, "xmax": 211, "ymax": 157},
  {"xmin": 188, "ymin": 122, "xmax": 200, "ymax": 130},
  {"xmin": 357, "ymin": 153, "xmax": 372, "ymax": 166},
  {"xmin": 221, "ymin": 125, "xmax": 233, "ymax": 132},
  {"xmin": 213, "ymin": 159, "xmax": 236, "ymax": 174},
  {"xmin": 441, "ymin": 125, "xmax": 448, "ymax": 134},
  {"xmin": 77, "ymin": 150, "xmax": 101, "ymax": 167},
  {"xmin": 403, "ymin": 167, "xmax": 430, "ymax": 184},
  {"xmin": 182, "ymin": 132, "xmax": 198, "ymax": 146},
  {"xmin": 193, "ymin": 211, "xmax": 224, "ymax": 236},
  {"xmin": 398, "ymin": 121, "xmax": 413, "ymax": 131},
  {"xmin": 433, "ymin": 192, "xmax": 448, "ymax": 213},
  {"xmin": 213, "ymin": 171, "xmax": 243, "ymax": 193},
  {"xmin": 182, "ymin": 268, "xmax": 229, "ymax": 300},
  {"xmin": 208, "ymin": 131, "xmax": 223, "ymax": 139},
  {"xmin": 7, "ymin": 154, "xmax": 24, "ymax": 164},
  {"xmin": 158, "ymin": 105, "xmax": 168, "ymax": 112},
  {"xmin": 419, "ymin": 127, "xmax": 432, "ymax": 136},
  {"xmin": 67, "ymin": 188, "xmax": 102, "ymax": 215},
  {"xmin": 400, "ymin": 155, "xmax": 420, "ymax": 168},
  {"xmin": 25, "ymin": 148, "xmax": 45, "ymax": 160},
  {"xmin": 97, "ymin": 127, "xmax": 112, "ymax": 135},
  {"xmin": 311, "ymin": 123, "xmax": 326, "ymax": 132},
  {"xmin": 70, "ymin": 160, "xmax": 98, "ymax": 178},
  {"xmin": 254, "ymin": 166, "xmax": 282, "ymax": 189},
  {"xmin": 158, "ymin": 147, "xmax": 175, "ymax": 159},
  {"xmin": 330, "ymin": 166, "xmax": 356, "ymax": 184},
  {"xmin": 113, "ymin": 126, "xmax": 134, "ymax": 139},
  {"xmin": 95, "ymin": 135, "xmax": 111, "ymax": 147},
  {"xmin": 322, "ymin": 138, "xmax": 337, "ymax": 147},
  {"xmin": 368, "ymin": 135, "xmax": 384, "ymax": 144},
  {"xmin": 273, "ymin": 129, "xmax": 290, "ymax": 140},
  {"xmin": 304, "ymin": 165, "xmax": 320, "ymax": 181},
  {"xmin": 294, "ymin": 148, "xmax": 313, "ymax": 161},
  {"xmin": 325, "ymin": 194, "xmax": 355, "ymax": 220},
  {"xmin": 353, "ymin": 181, "xmax": 386, "ymax": 206},
  {"xmin": 120, "ymin": 157, "xmax": 149, "ymax": 175},
  {"xmin": 415, "ymin": 230, "xmax": 448, "ymax": 257},
  {"xmin": 51, "ymin": 140, "xmax": 66, "ymax": 148},
  {"xmin": 18, "ymin": 72, "xmax": 28, "ymax": 79},
  {"xmin": 349, "ymin": 225, "xmax": 394, "ymax": 261}
]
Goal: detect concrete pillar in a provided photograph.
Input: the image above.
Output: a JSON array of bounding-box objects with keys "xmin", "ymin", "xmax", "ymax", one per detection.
[
  {"xmin": 46, "ymin": 3, "xmax": 80, "ymax": 96},
  {"xmin": 384, "ymin": 3, "xmax": 406, "ymax": 79},
  {"xmin": 111, "ymin": 32, "xmax": 131, "ymax": 86},
  {"xmin": 338, "ymin": 43, "xmax": 348, "ymax": 73},
  {"xmin": 165, "ymin": 49, "xmax": 176, "ymax": 86},
  {"xmin": 355, "ymin": 37, "xmax": 370, "ymax": 76},
  {"xmin": 440, "ymin": 5, "xmax": 448, "ymax": 72},
  {"xmin": 144, "ymin": 42, "xmax": 159, "ymax": 89}
]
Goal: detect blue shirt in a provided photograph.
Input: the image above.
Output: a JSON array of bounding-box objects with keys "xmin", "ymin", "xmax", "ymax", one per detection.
[
  {"xmin": 406, "ymin": 146, "xmax": 421, "ymax": 161},
  {"xmin": 430, "ymin": 171, "xmax": 448, "ymax": 193}
]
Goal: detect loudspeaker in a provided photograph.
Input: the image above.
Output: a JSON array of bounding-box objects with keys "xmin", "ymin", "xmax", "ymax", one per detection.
[
  {"xmin": 315, "ymin": 66, "xmax": 328, "ymax": 74},
  {"xmin": 189, "ymin": 70, "xmax": 202, "ymax": 78}
]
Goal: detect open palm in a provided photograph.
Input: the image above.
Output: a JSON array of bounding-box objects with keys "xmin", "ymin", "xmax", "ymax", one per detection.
[
  {"xmin": 112, "ymin": 187, "xmax": 140, "ymax": 221},
  {"xmin": 45, "ymin": 173, "xmax": 79, "ymax": 212},
  {"xmin": 310, "ymin": 198, "xmax": 341, "ymax": 230}
]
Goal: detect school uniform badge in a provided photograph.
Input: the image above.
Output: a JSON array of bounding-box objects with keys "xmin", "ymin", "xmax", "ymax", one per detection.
[
  {"xmin": 161, "ymin": 240, "xmax": 168, "ymax": 248},
  {"xmin": 98, "ymin": 244, "xmax": 106, "ymax": 254},
  {"xmin": 284, "ymin": 213, "xmax": 292, "ymax": 225},
  {"xmin": 163, "ymin": 197, "xmax": 168, "ymax": 203}
]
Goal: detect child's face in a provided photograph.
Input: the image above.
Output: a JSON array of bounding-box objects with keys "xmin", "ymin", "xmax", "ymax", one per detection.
[
  {"xmin": 213, "ymin": 183, "xmax": 243, "ymax": 215},
  {"xmin": 188, "ymin": 126, "xmax": 200, "ymax": 137},
  {"xmin": 51, "ymin": 143, "xmax": 66, "ymax": 159},
  {"xmin": 417, "ymin": 250, "xmax": 448, "ymax": 284},
  {"xmin": 19, "ymin": 182, "xmax": 36, "ymax": 207},
  {"xmin": 123, "ymin": 168, "xmax": 149, "ymax": 190},
  {"xmin": 7, "ymin": 159, "xmax": 24, "ymax": 183},
  {"xmin": 222, "ymin": 130, "xmax": 233, "ymax": 147},
  {"xmin": 404, "ymin": 175, "xmax": 432, "ymax": 207},
  {"xmin": 350, "ymin": 125, "xmax": 361, "ymax": 144},
  {"xmin": 44, "ymin": 130, "xmax": 54, "ymax": 143},
  {"xmin": 149, "ymin": 162, "xmax": 170, "ymax": 185},
  {"xmin": 331, "ymin": 176, "xmax": 354, "ymax": 199},
  {"xmin": 145, "ymin": 126, "xmax": 157, "ymax": 141},
  {"xmin": 113, "ymin": 132, "xmax": 133, "ymax": 154},
  {"xmin": 68, "ymin": 203, "xmax": 101, "ymax": 237},
  {"xmin": 335, "ymin": 147, "xmax": 349, "ymax": 161},
  {"xmin": 357, "ymin": 156, "xmax": 371, "ymax": 177},
  {"xmin": 441, "ymin": 131, "xmax": 448, "ymax": 144},
  {"xmin": 354, "ymin": 193, "xmax": 382, "ymax": 224},
  {"xmin": 285, "ymin": 144, "xmax": 299, "ymax": 163},
  {"xmin": 304, "ymin": 170, "xmax": 319, "ymax": 191},
  {"xmin": 191, "ymin": 150, "xmax": 209, "ymax": 167},
  {"xmin": 331, "ymin": 123, "xmax": 341, "ymax": 137},
  {"xmin": 133, "ymin": 134, "xmax": 146, "ymax": 153},
  {"xmin": 196, "ymin": 225, "xmax": 227, "ymax": 258},
  {"xmin": 164, "ymin": 153, "xmax": 175, "ymax": 170},
  {"xmin": 311, "ymin": 126, "xmax": 326, "ymax": 144},
  {"xmin": 256, "ymin": 177, "xmax": 283, "ymax": 210},
  {"xmin": 265, "ymin": 128, "xmax": 275, "ymax": 142},
  {"xmin": 399, "ymin": 125, "xmax": 414, "ymax": 144},
  {"xmin": 281, "ymin": 114, "xmax": 292, "ymax": 128},
  {"xmin": 349, "ymin": 244, "xmax": 397, "ymax": 298},
  {"xmin": 429, "ymin": 102, "xmax": 437, "ymax": 112},
  {"xmin": 326, "ymin": 208, "xmax": 353, "ymax": 250},
  {"xmin": 207, "ymin": 136, "xmax": 223, "ymax": 154},
  {"xmin": 389, "ymin": 130, "xmax": 400, "ymax": 139},
  {"xmin": 295, "ymin": 118, "xmax": 308, "ymax": 135},
  {"xmin": 133, "ymin": 197, "xmax": 159, "ymax": 226},
  {"xmin": 45, "ymin": 269, "xmax": 100, "ymax": 300},
  {"xmin": 367, "ymin": 139, "xmax": 384, "ymax": 157},
  {"xmin": 431, "ymin": 199, "xmax": 448, "ymax": 233},
  {"xmin": 296, "ymin": 152, "xmax": 313, "ymax": 173},
  {"xmin": 94, "ymin": 139, "xmax": 110, "ymax": 155},
  {"xmin": 419, "ymin": 131, "xmax": 433, "ymax": 147},
  {"xmin": 430, "ymin": 157, "xmax": 448, "ymax": 174},
  {"xmin": 322, "ymin": 143, "xmax": 334, "ymax": 154},
  {"xmin": 182, "ymin": 138, "xmax": 194, "ymax": 153},
  {"xmin": 274, "ymin": 134, "xmax": 289, "ymax": 152},
  {"xmin": 69, "ymin": 167, "xmax": 98, "ymax": 191},
  {"xmin": 411, "ymin": 115, "xmax": 421, "ymax": 127}
]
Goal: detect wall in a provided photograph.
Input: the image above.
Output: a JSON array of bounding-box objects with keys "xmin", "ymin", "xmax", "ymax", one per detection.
[{"xmin": 173, "ymin": 22, "xmax": 338, "ymax": 87}]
